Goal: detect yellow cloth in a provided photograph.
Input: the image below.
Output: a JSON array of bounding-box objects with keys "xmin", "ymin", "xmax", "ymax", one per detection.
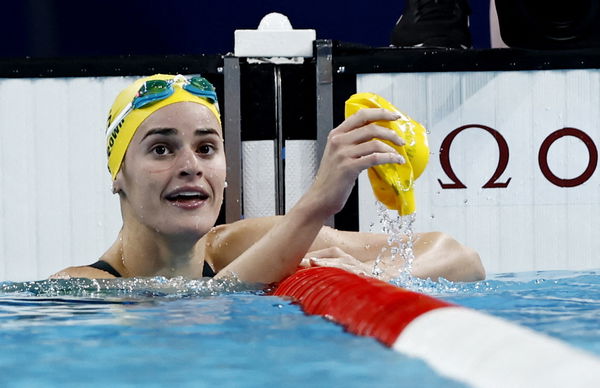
[
  {"xmin": 106, "ymin": 74, "xmax": 221, "ymax": 179},
  {"xmin": 345, "ymin": 93, "xmax": 429, "ymax": 215}
]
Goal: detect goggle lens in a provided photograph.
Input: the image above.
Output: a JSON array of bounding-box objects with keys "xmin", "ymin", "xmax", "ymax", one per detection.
[
  {"xmin": 133, "ymin": 80, "xmax": 174, "ymax": 109},
  {"xmin": 183, "ymin": 77, "xmax": 218, "ymax": 104}
]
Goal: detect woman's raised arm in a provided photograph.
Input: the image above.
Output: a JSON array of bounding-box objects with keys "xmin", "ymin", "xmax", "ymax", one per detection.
[{"xmin": 214, "ymin": 108, "xmax": 405, "ymax": 283}]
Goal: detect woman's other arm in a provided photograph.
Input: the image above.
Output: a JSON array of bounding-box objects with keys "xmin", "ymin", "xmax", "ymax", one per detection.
[{"xmin": 206, "ymin": 220, "xmax": 484, "ymax": 282}]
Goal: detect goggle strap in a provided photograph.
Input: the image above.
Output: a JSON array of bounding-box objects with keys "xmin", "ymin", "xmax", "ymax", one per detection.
[{"xmin": 105, "ymin": 102, "xmax": 133, "ymax": 139}]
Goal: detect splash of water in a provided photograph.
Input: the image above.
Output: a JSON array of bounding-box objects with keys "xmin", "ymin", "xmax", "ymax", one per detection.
[
  {"xmin": 372, "ymin": 202, "xmax": 416, "ymax": 286},
  {"xmin": 0, "ymin": 275, "xmax": 262, "ymax": 299}
]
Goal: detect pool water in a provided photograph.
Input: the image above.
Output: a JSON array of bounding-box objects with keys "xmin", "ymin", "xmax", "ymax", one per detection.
[
  {"xmin": 0, "ymin": 271, "xmax": 599, "ymax": 387},
  {"xmin": 430, "ymin": 270, "xmax": 600, "ymax": 357},
  {"xmin": 0, "ymin": 277, "xmax": 462, "ymax": 388}
]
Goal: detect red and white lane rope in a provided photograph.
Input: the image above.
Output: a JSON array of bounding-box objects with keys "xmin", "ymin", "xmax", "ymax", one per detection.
[{"xmin": 273, "ymin": 267, "xmax": 600, "ymax": 388}]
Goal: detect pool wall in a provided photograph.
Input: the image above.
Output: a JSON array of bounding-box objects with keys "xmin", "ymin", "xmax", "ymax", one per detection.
[
  {"xmin": 0, "ymin": 77, "xmax": 127, "ymax": 280},
  {"xmin": 357, "ymin": 69, "xmax": 600, "ymax": 274},
  {"xmin": 1, "ymin": 46, "xmax": 600, "ymax": 280}
]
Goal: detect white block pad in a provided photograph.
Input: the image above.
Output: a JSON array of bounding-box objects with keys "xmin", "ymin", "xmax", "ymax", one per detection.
[
  {"xmin": 234, "ymin": 29, "xmax": 316, "ymax": 57},
  {"xmin": 285, "ymin": 140, "xmax": 318, "ymax": 212},
  {"xmin": 242, "ymin": 140, "xmax": 276, "ymax": 218}
]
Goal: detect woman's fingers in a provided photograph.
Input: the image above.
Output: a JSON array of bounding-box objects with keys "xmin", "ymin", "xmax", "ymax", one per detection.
[
  {"xmin": 325, "ymin": 123, "xmax": 406, "ymax": 171},
  {"xmin": 302, "ymin": 248, "xmax": 372, "ymax": 276},
  {"xmin": 341, "ymin": 123, "xmax": 405, "ymax": 147},
  {"xmin": 307, "ymin": 257, "xmax": 370, "ymax": 276},
  {"xmin": 334, "ymin": 108, "xmax": 401, "ymax": 134},
  {"xmin": 348, "ymin": 140, "xmax": 406, "ymax": 163},
  {"xmin": 352, "ymin": 151, "xmax": 405, "ymax": 171},
  {"xmin": 305, "ymin": 247, "xmax": 353, "ymax": 259}
]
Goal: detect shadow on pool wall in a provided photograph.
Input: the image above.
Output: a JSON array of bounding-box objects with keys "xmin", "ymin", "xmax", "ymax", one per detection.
[{"xmin": 0, "ymin": 0, "xmax": 492, "ymax": 58}]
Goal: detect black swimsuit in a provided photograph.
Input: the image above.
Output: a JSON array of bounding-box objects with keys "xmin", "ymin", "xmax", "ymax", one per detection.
[
  {"xmin": 88, "ymin": 260, "xmax": 217, "ymax": 278},
  {"xmin": 89, "ymin": 260, "xmax": 122, "ymax": 277}
]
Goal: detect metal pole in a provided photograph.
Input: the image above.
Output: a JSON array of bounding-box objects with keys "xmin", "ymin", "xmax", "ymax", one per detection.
[
  {"xmin": 223, "ymin": 56, "xmax": 243, "ymax": 223},
  {"xmin": 315, "ymin": 39, "xmax": 334, "ymax": 227},
  {"xmin": 274, "ymin": 66, "xmax": 286, "ymax": 215}
]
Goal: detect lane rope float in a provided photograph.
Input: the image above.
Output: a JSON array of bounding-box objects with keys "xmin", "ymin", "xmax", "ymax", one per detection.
[{"xmin": 273, "ymin": 267, "xmax": 600, "ymax": 388}]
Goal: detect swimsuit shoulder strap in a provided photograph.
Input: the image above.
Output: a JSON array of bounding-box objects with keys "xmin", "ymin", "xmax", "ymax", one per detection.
[
  {"xmin": 88, "ymin": 260, "xmax": 122, "ymax": 278},
  {"xmin": 89, "ymin": 260, "xmax": 214, "ymax": 278},
  {"xmin": 202, "ymin": 260, "xmax": 217, "ymax": 278}
]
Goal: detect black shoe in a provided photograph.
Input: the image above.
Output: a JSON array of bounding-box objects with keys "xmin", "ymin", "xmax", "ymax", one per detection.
[{"xmin": 391, "ymin": 0, "xmax": 472, "ymax": 49}]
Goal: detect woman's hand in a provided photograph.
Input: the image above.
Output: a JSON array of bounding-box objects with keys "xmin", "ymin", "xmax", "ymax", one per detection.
[
  {"xmin": 300, "ymin": 247, "xmax": 373, "ymax": 276},
  {"xmin": 306, "ymin": 108, "xmax": 405, "ymax": 217},
  {"xmin": 214, "ymin": 108, "xmax": 405, "ymax": 284}
]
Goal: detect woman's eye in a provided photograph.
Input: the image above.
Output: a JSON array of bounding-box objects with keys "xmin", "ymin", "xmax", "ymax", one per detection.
[
  {"xmin": 151, "ymin": 145, "xmax": 171, "ymax": 155},
  {"xmin": 198, "ymin": 144, "xmax": 215, "ymax": 155}
]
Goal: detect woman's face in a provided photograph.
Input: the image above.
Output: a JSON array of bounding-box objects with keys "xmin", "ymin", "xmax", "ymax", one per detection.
[{"xmin": 116, "ymin": 101, "xmax": 226, "ymax": 239}]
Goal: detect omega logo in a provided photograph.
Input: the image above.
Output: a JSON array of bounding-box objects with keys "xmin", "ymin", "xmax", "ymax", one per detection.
[{"xmin": 438, "ymin": 125, "xmax": 598, "ymax": 189}]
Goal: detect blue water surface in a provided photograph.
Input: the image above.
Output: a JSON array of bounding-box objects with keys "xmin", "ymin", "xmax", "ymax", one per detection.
[
  {"xmin": 0, "ymin": 277, "xmax": 463, "ymax": 388},
  {"xmin": 1, "ymin": 271, "xmax": 599, "ymax": 387},
  {"xmin": 395, "ymin": 269, "xmax": 600, "ymax": 356}
]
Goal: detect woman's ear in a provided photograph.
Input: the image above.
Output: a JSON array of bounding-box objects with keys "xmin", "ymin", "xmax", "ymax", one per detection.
[{"xmin": 112, "ymin": 172, "xmax": 124, "ymax": 195}]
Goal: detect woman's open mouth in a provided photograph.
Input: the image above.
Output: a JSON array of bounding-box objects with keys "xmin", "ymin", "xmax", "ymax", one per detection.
[{"xmin": 165, "ymin": 190, "xmax": 210, "ymax": 209}]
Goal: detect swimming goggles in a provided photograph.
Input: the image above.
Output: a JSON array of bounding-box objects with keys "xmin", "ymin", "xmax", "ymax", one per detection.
[{"xmin": 105, "ymin": 74, "xmax": 218, "ymax": 138}]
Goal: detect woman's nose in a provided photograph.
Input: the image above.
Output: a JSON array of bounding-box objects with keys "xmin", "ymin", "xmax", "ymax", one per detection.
[{"xmin": 177, "ymin": 148, "xmax": 202, "ymax": 177}]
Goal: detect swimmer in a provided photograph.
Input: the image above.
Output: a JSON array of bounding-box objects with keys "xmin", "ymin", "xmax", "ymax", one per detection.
[{"xmin": 52, "ymin": 74, "xmax": 484, "ymax": 283}]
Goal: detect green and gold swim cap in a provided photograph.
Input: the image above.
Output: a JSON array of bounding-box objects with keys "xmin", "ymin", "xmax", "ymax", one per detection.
[{"xmin": 105, "ymin": 74, "xmax": 221, "ymax": 180}]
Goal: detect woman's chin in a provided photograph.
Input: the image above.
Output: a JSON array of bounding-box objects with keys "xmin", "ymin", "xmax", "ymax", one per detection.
[{"xmin": 151, "ymin": 223, "xmax": 211, "ymax": 242}]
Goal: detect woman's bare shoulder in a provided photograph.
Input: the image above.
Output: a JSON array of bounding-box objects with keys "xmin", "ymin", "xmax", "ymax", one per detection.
[
  {"xmin": 49, "ymin": 265, "xmax": 117, "ymax": 279},
  {"xmin": 200, "ymin": 216, "xmax": 283, "ymax": 271}
]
